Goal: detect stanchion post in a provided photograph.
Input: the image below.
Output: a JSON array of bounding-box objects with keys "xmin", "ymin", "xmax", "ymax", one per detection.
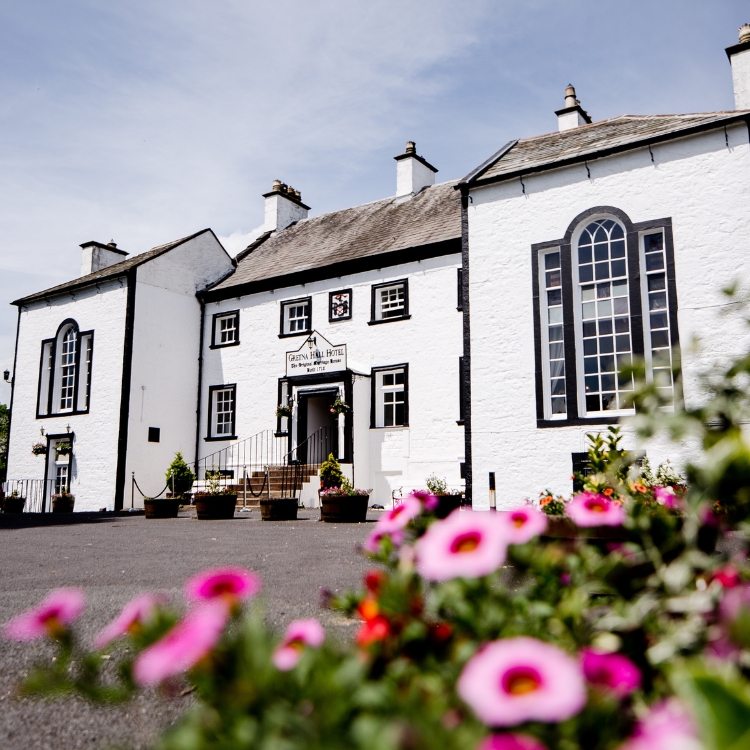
[
  {"xmin": 243, "ymin": 464, "xmax": 247, "ymax": 508},
  {"xmin": 489, "ymin": 472, "xmax": 496, "ymax": 512},
  {"xmin": 131, "ymin": 472, "xmax": 135, "ymax": 509},
  {"xmin": 266, "ymin": 465, "xmax": 270, "ymax": 501}
]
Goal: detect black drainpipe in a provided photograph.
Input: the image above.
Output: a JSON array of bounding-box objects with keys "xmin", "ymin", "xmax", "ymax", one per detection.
[
  {"xmin": 460, "ymin": 188, "xmax": 473, "ymax": 506},
  {"xmin": 194, "ymin": 298, "xmax": 206, "ymax": 475}
]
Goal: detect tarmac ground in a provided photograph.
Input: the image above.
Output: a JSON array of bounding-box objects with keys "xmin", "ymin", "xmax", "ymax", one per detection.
[{"xmin": 0, "ymin": 508, "xmax": 376, "ymax": 749}]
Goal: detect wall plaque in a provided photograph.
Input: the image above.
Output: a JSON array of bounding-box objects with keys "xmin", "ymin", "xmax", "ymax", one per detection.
[{"xmin": 286, "ymin": 331, "xmax": 347, "ymax": 376}]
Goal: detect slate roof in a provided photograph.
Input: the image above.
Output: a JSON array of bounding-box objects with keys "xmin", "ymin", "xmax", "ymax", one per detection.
[
  {"xmin": 461, "ymin": 111, "xmax": 750, "ymax": 187},
  {"xmin": 207, "ymin": 180, "xmax": 462, "ymax": 295},
  {"xmin": 14, "ymin": 229, "xmax": 215, "ymax": 306}
]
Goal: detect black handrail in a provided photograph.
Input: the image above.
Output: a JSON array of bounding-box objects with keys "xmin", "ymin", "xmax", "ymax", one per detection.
[{"xmin": 279, "ymin": 427, "xmax": 336, "ymax": 499}]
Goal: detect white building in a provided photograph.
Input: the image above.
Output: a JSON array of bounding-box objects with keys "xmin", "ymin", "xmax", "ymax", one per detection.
[{"xmin": 4, "ymin": 24, "xmax": 750, "ymax": 512}]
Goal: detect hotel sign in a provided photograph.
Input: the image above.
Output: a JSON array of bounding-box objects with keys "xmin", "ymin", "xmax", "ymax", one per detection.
[{"xmin": 286, "ymin": 332, "xmax": 347, "ymax": 376}]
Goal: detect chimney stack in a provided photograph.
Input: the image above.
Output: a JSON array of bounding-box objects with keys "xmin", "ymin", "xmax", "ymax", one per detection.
[
  {"xmin": 394, "ymin": 141, "xmax": 438, "ymax": 198},
  {"xmin": 262, "ymin": 180, "xmax": 310, "ymax": 232},
  {"xmin": 555, "ymin": 85, "xmax": 592, "ymax": 131},
  {"xmin": 726, "ymin": 24, "xmax": 750, "ymax": 110},
  {"xmin": 80, "ymin": 240, "xmax": 128, "ymax": 277}
]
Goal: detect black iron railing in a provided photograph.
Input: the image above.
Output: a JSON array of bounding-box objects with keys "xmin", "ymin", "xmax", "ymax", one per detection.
[{"xmin": 278, "ymin": 427, "xmax": 335, "ymax": 498}]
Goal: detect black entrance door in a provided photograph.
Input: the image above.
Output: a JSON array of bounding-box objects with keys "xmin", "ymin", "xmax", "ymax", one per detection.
[{"xmin": 296, "ymin": 390, "xmax": 338, "ymax": 464}]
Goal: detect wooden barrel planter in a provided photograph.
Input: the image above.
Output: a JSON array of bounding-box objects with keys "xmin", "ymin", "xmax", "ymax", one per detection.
[
  {"xmin": 52, "ymin": 494, "xmax": 75, "ymax": 513},
  {"xmin": 320, "ymin": 494, "xmax": 369, "ymax": 523},
  {"xmin": 434, "ymin": 494, "xmax": 463, "ymax": 519},
  {"xmin": 2, "ymin": 495, "xmax": 25, "ymax": 514},
  {"xmin": 195, "ymin": 494, "xmax": 237, "ymax": 520},
  {"xmin": 144, "ymin": 498, "xmax": 181, "ymax": 519},
  {"xmin": 542, "ymin": 516, "xmax": 632, "ymax": 541},
  {"xmin": 260, "ymin": 497, "xmax": 298, "ymax": 521}
]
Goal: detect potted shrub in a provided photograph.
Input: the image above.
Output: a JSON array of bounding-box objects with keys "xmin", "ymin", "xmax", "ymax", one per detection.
[
  {"xmin": 320, "ymin": 482, "xmax": 371, "ymax": 523},
  {"xmin": 143, "ymin": 495, "xmax": 181, "ymax": 519},
  {"xmin": 425, "ymin": 474, "xmax": 463, "ymax": 519},
  {"xmin": 165, "ymin": 452, "xmax": 195, "ymax": 496},
  {"xmin": 193, "ymin": 471, "xmax": 237, "ymax": 520},
  {"xmin": 51, "ymin": 492, "xmax": 75, "ymax": 513},
  {"xmin": 259, "ymin": 495, "xmax": 298, "ymax": 521},
  {"xmin": 31, "ymin": 442, "xmax": 47, "ymax": 456},
  {"xmin": 2, "ymin": 490, "xmax": 25, "ymax": 514},
  {"xmin": 319, "ymin": 453, "xmax": 345, "ymax": 489}
]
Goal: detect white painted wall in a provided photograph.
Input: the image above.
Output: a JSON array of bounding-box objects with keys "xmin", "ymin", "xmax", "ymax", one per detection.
[
  {"xmin": 467, "ymin": 123, "xmax": 750, "ymax": 509},
  {"xmin": 729, "ymin": 46, "xmax": 750, "ymax": 110},
  {"xmin": 199, "ymin": 253, "xmax": 465, "ymax": 507},
  {"xmin": 125, "ymin": 232, "xmax": 234, "ymax": 506},
  {"xmin": 7, "ymin": 279, "xmax": 129, "ymax": 511}
]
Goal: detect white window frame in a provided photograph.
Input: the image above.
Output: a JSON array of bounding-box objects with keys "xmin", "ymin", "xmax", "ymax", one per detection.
[
  {"xmin": 208, "ymin": 384, "xmax": 236, "ymax": 439},
  {"xmin": 212, "ymin": 310, "xmax": 239, "ymax": 348},
  {"xmin": 280, "ymin": 298, "xmax": 312, "ymax": 337},
  {"xmin": 370, "ymin": 280, "xmax": 409, "ymax": 323},
  {"xmin": 372, "ymin": 366, "xmax": 408, "ymax": 428}
]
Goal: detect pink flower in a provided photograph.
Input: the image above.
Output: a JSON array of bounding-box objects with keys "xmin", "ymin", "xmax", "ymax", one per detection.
[
  {"xmin": 719, "ymin": 582, "xmax": 750, "ymax": 623},
  {"xmin": 616, "ymin": 700, "xmax": 702, "ymax": 750},
  {"xmin": 581, "ymin": 648, "xmax": 641, "ymax": 698},
  {"xmin": 567, "ymin": 492, "xmax": 626, "ymax": 527},
  {"xmin": 457, "ymin": 637, "xmax": 586, "ymax": 726},
  {"xmin": 184, "ymin": 567, "xmax": 261, "ymax": 604},
  {"xmin": 272, "ymin": 618, "xmax": 325, "ymax": 670},
  {"xmin": 3, "ymin": 588, "xmax": 85, "ymax": 641},
  {"xmin": 654, "ymin": 486, "xmax": 684, "ymax": 510},
  {"xmin": 412, "ymin": 490, "xmax": 440, "ymax": 511},
  {"xmin": 712, "ymin": 564, "xmax": 741, "ymax": 588},
  {"xmin": 478, "ymin": 734, "xmax": 548, "ymax": 750},
  {"xmin": 94, "ymin": 593, "xmax": 167, "ymax": 649},
  {"xmin": 415, "ymin": 510, "xmax": 508, "ymax": 581},
  {"xmin": 132, "ymin": 601, "xmax": 229, "ymax": 686},
  {"xmin": 498, "ymin": 507, "xmax": 548, "ymax": 544},
  {"xmin": 364, "ymin": 495, "xmax": 422, "ymax": 552}
]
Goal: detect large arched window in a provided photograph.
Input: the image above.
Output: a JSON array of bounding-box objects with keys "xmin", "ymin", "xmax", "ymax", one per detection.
[
  {"xmin": 533, "ymin": 208, "xmax": 679, "ymax": 425},
  {"xmin": 37, "ymin": 320, "xmax": 94, "ymax": 417}
]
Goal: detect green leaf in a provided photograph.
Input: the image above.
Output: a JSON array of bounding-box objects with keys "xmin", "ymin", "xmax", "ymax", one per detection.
[{"xmin": 685, "ymin": 673, "xmax": 750, "ymax": 750}]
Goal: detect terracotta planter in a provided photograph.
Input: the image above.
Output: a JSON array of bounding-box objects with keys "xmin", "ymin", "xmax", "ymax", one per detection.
[
  {"xmin": 144, "ymin": 498, "xmax": 181, "ymax": 519},
  {"xmin": 52, "ymin": 495, "xmax": 75, "ymax": 513},
  {"xmin": 3, "ymin": 496, "xmax": 25, "ymax": 514},
  {"xmin": 260, "ymin": 497, "xmax": 298, "ymax": 521},
  {"xmin": 434, "ymin": 494, "xmax": 463, "ymax": 519},
  {"xmin": 542, "ymin": 516, "xmax": 631, "ymax": 540},
  {"xmin": 194, "ymin": 494, "xmax": 237, "ymax": 520},
  {"xmin": 320, "ymin": 494, "xmax": 369, "ymax": 523}
]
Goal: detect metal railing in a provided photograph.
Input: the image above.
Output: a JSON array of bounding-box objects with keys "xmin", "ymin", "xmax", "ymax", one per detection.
[
  {"xmin": 1, "ymin": 479, "xmax": 55, "ymax": 513},
  {"xmin": 279, "ymin": 426, "xmax": 335, "ymax": 498}
]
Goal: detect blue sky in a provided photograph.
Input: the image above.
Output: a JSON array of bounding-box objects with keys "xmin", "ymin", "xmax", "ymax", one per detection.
[{"xmin": 0, "ymin": 0, "xmax": 747, "ymax": 404}]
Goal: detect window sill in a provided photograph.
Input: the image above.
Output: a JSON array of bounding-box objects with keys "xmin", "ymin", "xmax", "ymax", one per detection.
[
  {"xmin": 209, "ymin": 341, "xmax": 240, "ymax": 349},
  {"xmin": 204, "ymin": 435, "xmax": 238, "ymax": 442},
  {"xmin": 274, "ymin": 431, "xmax": 288, "ymax": 438},
  {"xmin": 369, "ymin": 425, "xmax": 409, "ymax": 430},
  {"xmin": 278, "ymin": 330, "xmax": 312, "ymax": 339},
  {"xmin": 456, "ymin": 419, "xmax": 465, "ymax": 426},
  {"xmin": 328, "ymin": 316, "xmax": 352, "ymax": 323},
  {"xmin": 536, "ymin": 416, "xmax": 621, "ymax": 429},
  {"xmin": 37, "ymin": 411, "xmax": 89, "ymax": 419},
  {"xmin": 368, "ymin": 315, "xmax": 412, "ymax": 326}
]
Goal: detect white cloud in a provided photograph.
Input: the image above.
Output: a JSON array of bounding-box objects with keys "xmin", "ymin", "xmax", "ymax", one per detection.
[{"xmin": 218, "ymin": 224, "xmax": 266, "ymax": 258}]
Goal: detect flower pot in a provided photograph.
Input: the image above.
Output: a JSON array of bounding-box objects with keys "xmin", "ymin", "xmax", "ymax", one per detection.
[
  {"xmin": 434, "ymin": 494, "xmax": 463, "ymax": 519},
  {"xmin": 171, "ymin": 478, "xmax": 194, "ymax": 495},
  {"xmin": 542, "ymin": 516, "xmax": 631, "ymax": 540},
  {"xmin": 52, "ymin": 495, "xmax": 75, "ymax": 513},
  {"xmin": 3, "ymin": 496, "xmax": 25, "ymax": 514},
  {"xmin": 260, "ymin": 497, "xmax": 298, "ymax": 521},
  {"xmin": 194, "ymin": 494, "xmax": 237, "ymax": 520},
  {"xmin": 320, "ymin": 494, "xmax": 369, "ymax": 523},
  {"xmin": 144, "ymin": 498, "xmax": 181, "ymax": 519}
]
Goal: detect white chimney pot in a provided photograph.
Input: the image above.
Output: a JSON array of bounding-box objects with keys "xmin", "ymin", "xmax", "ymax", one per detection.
[
  {"xmin": 80, "ymin": 241, "xmax": 128, "ymax": 277},
  {"xmin": 555, "ymin": 84, "xmax": 592, "ymax": 131},
  {"xmin": 727, "ymin": 25, "xmax": 750, "ymax": 110},
  {"xmin": 394, "ymin": 142, "xmax": 437, "ymax": 198},
  {"xmin": 263, "ymin": 181, "xmax": 309, "ymax": 232}
]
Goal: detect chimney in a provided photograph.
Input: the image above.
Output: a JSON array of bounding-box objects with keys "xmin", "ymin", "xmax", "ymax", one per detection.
[
  {"xmin": 394, "ymin": 141, "xmax": 438, "ymax": 198},
  {"xmin": 80, "ymin": 240, "xmax": 128, "ymax": 277},
  {"xmin": 555, "ymin": 85, "xmax": 592, "ymax": 131},
  {"xmin": 262, "ymin": 180, "xmax": 310, "ymax": 232},
  {"xmin": 726, "ymin": 24, "xmax": 750, "ymax": 110}
]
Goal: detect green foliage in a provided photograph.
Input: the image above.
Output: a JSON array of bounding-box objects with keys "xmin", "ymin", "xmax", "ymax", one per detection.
[
  {"xmin": 320, "ymin": 453, "xmax": 344, "ymax": 489},
  {"xmin": 425, "ymin": 474, "xmax": 448, "ymax": 495},
  {"xmin": 166, "ymin": 452, "xmax": 195, "ymax": 493}
]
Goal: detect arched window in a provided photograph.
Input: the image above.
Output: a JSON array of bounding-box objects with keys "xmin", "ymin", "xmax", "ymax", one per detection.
[
  {"xmin": 534, "ymin": 208, "xmax": 679, "ymax": 425},
  {"xmin": 36, "ymin": 320, "xmax": 94, "ymax": 417}
]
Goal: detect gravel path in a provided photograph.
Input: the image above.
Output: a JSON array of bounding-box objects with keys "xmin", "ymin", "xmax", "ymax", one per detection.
[{"xmin": 0, "ymin": 509, "xmax": 376, "ymax": 749}]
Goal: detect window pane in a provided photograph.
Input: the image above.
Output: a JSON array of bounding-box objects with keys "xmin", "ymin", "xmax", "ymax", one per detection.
[
  {"xmin": 651, "ymin": 330, "xmax": 670, "ymax": 348},
  {"xmin": 550, "ymin": 360, "xmax": 565, "ymax": 377},
  {"xmin": 581, "ymin": 285, "xmax": 595, "ymax": 302},
  {"xmin": 650, "ymin": 312, "xmax": 668, "ymax": 329},
  {"xmin": 599, "ymin": 355, "xmax": 615, "ymax": 372},
  {"xmin": 395, "ymin": 372, "xmax": 405, "ymax": 385},
  {"xmin": 648, "ymin": 273, "xmax": 666, "ymax": 292},
  {"xmin": 612, "ymin": 280, "xmax": 627, "ymax": 297},
  {"xmin": 578, "ymin": 247, "xmax": 592, "ymax": 264},
  {"xmin": 380, "ymin": 285, "xmax": 406, "ymax": 319},
  {"xmin": 597, "ymin": 299, "xmax": 612, "ymax": 317},
  {"xmin": 551, "ymin": 397, "xmax": 566, "ymax": 414},
  {"xmin": 610, "ymin": 240, "xmax": 626, "ymax": 258},
  {"xmin": 547, "ymin": 289, "xmax": 562, "ymax": 306},
  {"xmin": 579, "ymin": 264, "xmax": 593, "ymax": 282},
  {"xmin": 645, "ymin": 253, "xmax": 664, "ymax": 272},
  {"xmin": 545, "ymin": 252, "xmax": 560, "ymax": 270},
  {"xmin": 601, "ymin": 393, "xmax": 617, "ymax": 410},
  {"xmin": 584, "ymin": 357, "xmax": 598, "ymax": 374},
  {"xmin": 600, "ymin": 373, "xmax": 616, "ymax": 391},
  {"xmin": 582, "ymin": 321, "xmax": 597, "ymax": 338},
  {"xmin": 549, "ymin": 325, "xmax": 564, "ymax": 342},
  {"xmin": 615, "ymin": 334, "xmax": 631, "ymax": 352},
  {"xmin": 583, "ymin": 338, "xmax": 597, "ymax": 355},
  {"xmin": 548, "ymin": 306, "xmax": 563, "ymax": 324},
  {"xmin": 599, "ymin": 336, "xmax": 614, "ymax": 354},
  {"xmin": 594, "ymin": 243, "xmax": 609, "ymax": 262},
  {"xmin": 598, "ymin": 319, "xmax": 613, "ymax": 335},
  {"xmin": 551, "ymin": 378, "xmax": 566, "ymax": 395},
  {"xmin": 582, "ymin": 302, "xmax": 596, "ymax": 319},
  {"xmin": 615, "ymin": 316, "xmax": 629, "ymax": 333},
  {"xmin": 649, "ymin": 292, "xmax": 667, "ymax": 311},
  {"xmin": 644, "ymin": 233, "xmax": 663, "ymax": 253},
  {"xmin": 546, "ymin": 269, "xmax": 561, "ymax": 287},
  {"xmin": 611, "ymin": 259, "xmax": 626, "ymax": 277},
  {"xmin": 586, "ymin": 394, "xmax": 600, "ymax": 411},
  {"xmin": 595, "ymin": 262, "xmax": 609, "ymax": 280},
  {"xmin": 549, "ymin": 342, "xmax": 564, "ymax": 359},
  {"xmin": 383, "ymin": 373, "xmax": 394, "ymax": 386},
  {"xmin": 613, "ymin": 297, "xmax": 629, "ymax": 315},
  {"xmin": 585, "ymin": 375, "xmax": 599, "ymax": 392}
]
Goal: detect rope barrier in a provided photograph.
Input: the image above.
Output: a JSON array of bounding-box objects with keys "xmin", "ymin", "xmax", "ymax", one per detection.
[
  {"xmin": 133, "ymin": 476, "xmax": 171, "ymax": 500},
  {"xmin": 244, "ymin": 470, "xmax": 268, "ymax": 499}
]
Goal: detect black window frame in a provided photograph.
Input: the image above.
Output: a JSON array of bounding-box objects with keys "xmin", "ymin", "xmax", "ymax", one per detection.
[
  {"xmin": 210, "ymin": 309, "xmax": 240, "ymax": 349},
  {"xmin": 532, "ymin": 207, "xmax": 680, "ymax": 428},
  {"xmin": 457, "ymin": 268, "xmax": 463, "ymax": 311},
  {"xmin": 370, "ymin": 364, "xmax": 409, "ymax": 428},
  {"xmin": 148, "ymin": 427, "xmax": 161, "ymax": 443},
  {"xmin": 458, "ymin": 356, "xmax": 467, "ymax": 425},
  {"xmin": 279, "ymin": 296, "xmax": 313, "ymax": 338},
  {"xmin": 36, "ymin": 319, "xmax": 94, "ymax": 419},
  {"xmin": 328, "ymin": 288, "xmax": 353, "ymax": 322},
  {"xmin": 368, "ymin": 279, "xmax": 411, "ymax": 325},
  {"xmin": 205, "ymin": 383, "xmax": 237, "ymax": 441}
]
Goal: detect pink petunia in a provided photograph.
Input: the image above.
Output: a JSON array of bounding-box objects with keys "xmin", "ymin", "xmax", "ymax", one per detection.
[
  {"xmin": 411, "ymin": 490, "xmax": 440, "ymax": 512},
  {"xmin": 712, "ymin": 564, "xmax": 741, "ymax": 588},
  {"xmin": 363, "ymin": 495, "xmax": 422, "ymax": 552},
  {"xmin": 654, "ymin": 486, "xmax": 684, "ymax": 510},
  {"xmin": 272, "ymin": 618, "xmax": 325, "ymax": 670},
  {"xmin": 415, "ymin": 510, "xmax": 508, "ymax": 581},
  {"xmin": 457, "ymin": 637, "xmax": 586, "ymax": 726},
  {"xmin": 498, "ymin": 507, "xmax": 548, "ymax": 545},
  {"xmin": 184, "ymin": 567, "xmax": 261, "ymax": 604},
  {"xmin": 581, "ymin": 648, "xmax": 641, "ymax": 698},
  {"xmin": 478, "ymin": 734, "xmax": 548, "ymax": 750},
  {"xmin": 616, "ymin": 699, "xmax": 702, "ymax": 750},
  {"xmin": 132, "ymin": 601, "xmax": 229, "ymax": 687},
  {"xmin": 567, "ymin": 492, "xmax": 626, "ymax": 527},
  {"xmin": 3, "ymin": 588, "xmax": 85, "ymax": 641},
  {"xmin": 94, "ymin": 593, "xmax": 167, "ymax": 649}
]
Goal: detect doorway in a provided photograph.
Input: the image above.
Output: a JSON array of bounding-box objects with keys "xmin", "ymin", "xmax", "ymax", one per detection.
[{"xmin": 296, "ymin": 389, "xmax": 338, "ymax": 463}]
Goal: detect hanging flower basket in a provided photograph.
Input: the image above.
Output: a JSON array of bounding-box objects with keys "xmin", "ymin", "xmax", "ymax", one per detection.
[
  {"xmin": 276, "ymin": 404, "xmax": 293, "ymax": 419},
  {"xmin": 330, "ymin": 397, "xmax": 351, "ymax": 417},
  {"xmin": 55, "ymin": 442, "xmax": 72, "ymax": 458},
  {"xmin": 31, "ymin": 443, "xmax": 47, "ymax": 456}
]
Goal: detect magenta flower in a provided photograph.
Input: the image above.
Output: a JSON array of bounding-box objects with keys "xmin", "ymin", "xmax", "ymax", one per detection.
[
  {"xmin": 457, "ymin": 637, "xmax": 586, "ymax": 726},
  {"xmin": 478, "ymin": 734, "xmax": 548, "ymax": 750},
  {"xmin": 498, "ymin": 507, "xmax": 548, "ymax": 545},
  {"xmin": 3, "ymin": 588, "xmax": 85, "ymax": 641},
  {"xmin": 132, "ymin": 601, "xmax": 229, "ymax": 687},
  {"xmin": 94, "ymin": 593, "xmax": 167, "ymax": 649},
  {"xmin": 567, "ymin": 492, "xmax": 626, "ymax": 527},
  {"xmin": 412, "ymin": 490, "xmax": 440, "ymax": 511},
  {"xmin": 616, "ymin": 700, "xmax": 701, "ymax": 750},
  {"xmin": 184, "ymin": 567, "xmax": 261, "ymax": 604},
  {"xmin": 719, "ymin": 582, "xmax": 750, "ymax": 623},
  {"xmin": 272, "ymin": 618, "xmax": 325, "ymax": 670},
  {"xmin": 654, "ymin": 486, "xmax": 684, "ymax": 510},
  {"xmin": 415, "ymin": 510, "xmax": 508, "ymax": 581},
  {"xmin": 364, "ymin": 495, "xmax": 422, "ymax": 552},
  {"xmin": 581, "ymin": 648, "xmax": 641, "ymax": 698}
]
